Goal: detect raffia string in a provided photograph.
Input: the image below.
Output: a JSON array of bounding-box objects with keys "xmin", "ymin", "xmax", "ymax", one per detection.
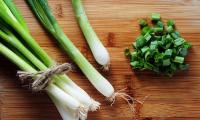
[{"xmin": 17, "ymin": 63, "xmax": 72, "ymax": 92}]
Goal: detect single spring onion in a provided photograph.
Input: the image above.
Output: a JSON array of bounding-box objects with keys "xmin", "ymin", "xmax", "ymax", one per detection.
[
  {"xmin": 0, "ymin": 42, "xmax": 87, "ymax": 120},
  {"xmin": 72, "ymin": 0, "xmax": 110, "ymax": 70}
]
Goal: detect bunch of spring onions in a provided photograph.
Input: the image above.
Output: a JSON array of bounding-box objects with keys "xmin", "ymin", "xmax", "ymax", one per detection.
[
  {"xmin": 27, "ymin": 0, "xmax": 133, "ymax": 104},
  {"xmin": 72, "ymin": 0, "xmax": 110, "ymax": 70},
  {"xmin": 0, "ymin": 0, "xmax": 100, "ymax": 119}
]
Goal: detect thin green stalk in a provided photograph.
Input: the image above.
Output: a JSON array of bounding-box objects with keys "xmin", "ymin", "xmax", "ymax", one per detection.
[
  {"xmin": 0, "ymin": 0, "xmax": 53, "ymax": 66},
  {"xmin": 72, "ymin": 0, "xmax": 102, "ymax": 46},
  {"xmin": 0, "ymin": 27, "xmax": 47, "ymax": 70},
  {"xmin": 0, "ymin": 42, "xmax": 36, "ymax": 72},
  {"xmin": 3, "ymin": 0, "xmax": 29, "ymax": 31}
]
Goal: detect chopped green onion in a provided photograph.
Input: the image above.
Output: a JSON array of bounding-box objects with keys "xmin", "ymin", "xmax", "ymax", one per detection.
[
  {"xmin": 174, "ymin": 38, "xmax": 185, "ymax": 47},
  {"xmin": 167, "ymin": 26, "xmax": 174, "ymax": 33},
  {"xmin": 163, "ymin": 59, "xmax": 171, "ymax": 66},
  {"xmin": 167, "ymin": 19, "xmax": 175, "ymax": 26},
  {"xmin": 171, "ymin": 32, "xmax": 179, "ymax": 39},
  {"xmin": 141, "ymin": 46, "xmax": 149, "ymax": 54},
  {"xmin": 144, "ymin": 33, "xmax": 152, "ymax": 41},
  {"xmin": 151, "ymin": 13, "xmax": 161, "ymax": 21},
  {"xmin": 156, "ymin": 21, "xmax": 164, "ymax": 27},
  {"xmin": 178, "ymin": 47, "xmax": 188, "ymax": 57},
  {"xmin": 153, "ymin": 27, "xmax": 163, "ymax": 32},
  {"xmin": 136, "ymin": 35, "xmax": 146, "ymax": 48},
  {"xmin": 124, "ymin": 48, "xmax": 131, "ymax": 57},
  {"xmin": 125, "ymin": 13, "xmax": 192, "ymax": 76},
  {"xmin": 139, "ymin": 19, "xmax": 148, "ymax": 27},
  {"xmin": 164, "ymin": 49, "xmax": 173, "ymax": 57},
  {"xmin": 174, "ymin": 56, "xmax": 184, "ymax": 63}
]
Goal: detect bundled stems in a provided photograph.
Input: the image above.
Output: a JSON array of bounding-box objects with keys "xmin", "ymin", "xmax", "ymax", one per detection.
[
  {"xmin": 27, "ymin": 0, "xmax": 135, "ymax": 107},
  {"xmin": 72, "ymin": 0, "xmax": 110, "ymax": 70},
  {"xmin": 27, "ymin": 0, "xmax": 114, "ymax": 98},
  {"xmin": 0, "ymin": 42, "xmax": 87, "ymax": 119},
  {"xmin": 0, "ymin": 0, "xmax": 101, "ymax": 119}
]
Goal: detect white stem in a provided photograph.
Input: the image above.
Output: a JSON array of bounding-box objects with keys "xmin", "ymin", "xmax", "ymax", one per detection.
[
  {"xmin": 46, "ymin": 84, "xmax": 88, "ymax": 120},
  {"xmin": 92, "ymin": 78, "xmax": 115, "ymax": 98},
  {"xmin": 49, "ymin": 93, "xmax": 78, "ymax": 120},
  {"xmin": 72, "ymin": 0, "xmax": 110, "ymax": 70},
  {"xmin": 58, "ymin": 76, "xmax": 100, "ymax": 111},
  {"xmin": 46, "ymin": 84, "xmax": 80, "ymax": 109},
  {"xmin": 90, "ymin": 40, "xmax": 110, "ymax": 70}
]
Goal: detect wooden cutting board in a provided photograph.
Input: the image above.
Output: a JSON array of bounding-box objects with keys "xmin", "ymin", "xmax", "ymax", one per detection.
[{"xmin": 0, "ymin": 0, "xmax": 200, "ymax": 120}]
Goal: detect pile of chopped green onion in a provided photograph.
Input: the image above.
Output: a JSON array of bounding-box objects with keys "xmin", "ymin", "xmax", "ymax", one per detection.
[{"xmin": 125, "ymin": 13, "xmax": 192, "ymax": 76}]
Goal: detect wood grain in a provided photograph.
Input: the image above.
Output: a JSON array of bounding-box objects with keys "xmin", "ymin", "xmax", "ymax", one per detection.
[{"xmin": 0, "ymin": 0, "xmax": 200, "ymax": 120}]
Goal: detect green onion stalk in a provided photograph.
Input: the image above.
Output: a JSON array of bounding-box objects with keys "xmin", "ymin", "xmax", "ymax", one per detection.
[
  {"xmin": 0, "ymin": 0, "xmax": 100, "ymax": 119},
  {"xmin": 72, "ymin": 0, "xmax": 110, "ymax": 71},
  {"xmin": 27, "ymin": 0, "xmax": 129, "ymax": 104}
]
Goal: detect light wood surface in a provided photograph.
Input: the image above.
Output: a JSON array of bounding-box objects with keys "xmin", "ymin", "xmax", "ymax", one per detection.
[{"xmin": 0, "ymin": 0, "xmax": 200, "ymax": 120}]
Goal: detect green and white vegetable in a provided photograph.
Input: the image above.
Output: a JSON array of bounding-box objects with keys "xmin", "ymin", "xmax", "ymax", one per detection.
[
  {"xmin": 27, "ymin": 0, "xmax": 121, "ymax": 101},
  {"xmin": 72, "ymin": 0, "xmax": 110, "ymax": 70},
  {"xmin": 0, "ymin": 0, "xmax": 100, "ymax": 119},
  {"xmin": 0, "ymin": 42, "xmax": 86, "ymax": 120}
]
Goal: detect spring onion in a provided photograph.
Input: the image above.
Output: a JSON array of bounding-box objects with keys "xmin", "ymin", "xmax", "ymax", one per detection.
[
  {"xmin": 0, "ymin": 9, "xmax": 99, "ymax": 112},
  {"xmin": 0, "ymin": 42, "xmax": 86, "ymax": 120},
  {"xmin": 27, "ymin": 0, "xmax": 123, "ymax": 102},
  {"xmin": 72, "ymin": 0, "xmax": 110, "ymax": 70},
  {"xmin": 0, "ymin": 0, "xmax": 101, "ymax": 119}
]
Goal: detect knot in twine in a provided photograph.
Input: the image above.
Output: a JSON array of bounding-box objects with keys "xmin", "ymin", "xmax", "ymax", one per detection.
[{"xmin": 17, "ymin": 63, "xmax": 72, "ymax": 92}]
